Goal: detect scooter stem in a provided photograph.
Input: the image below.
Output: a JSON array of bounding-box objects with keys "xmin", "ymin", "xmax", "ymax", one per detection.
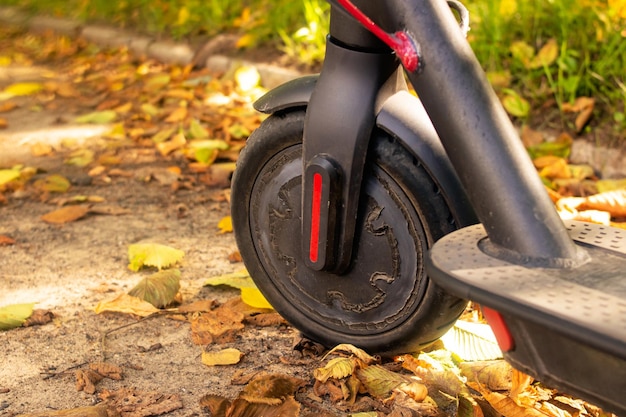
[{"xmin": 389, "ymin": 0, "xmax": 586, "ymax": 266}]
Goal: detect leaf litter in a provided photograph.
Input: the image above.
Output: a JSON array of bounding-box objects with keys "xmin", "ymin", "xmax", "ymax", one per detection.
[{"xmin": 0, "ymin": 26, "xmax": 622, "ymax": 417}]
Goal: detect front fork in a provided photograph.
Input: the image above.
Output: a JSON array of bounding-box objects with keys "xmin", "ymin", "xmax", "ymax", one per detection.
[
  {"xmin": 303, "ymin": 0, "xmax": 586, "ymax": 271},
  {"xmin": 302, "ymin": 3, "xmax": 400, "ymax": 273}
]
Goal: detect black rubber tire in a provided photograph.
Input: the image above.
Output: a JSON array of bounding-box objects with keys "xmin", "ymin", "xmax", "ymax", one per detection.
[{"xmin": 231, "ymin": 110, "xmax": 466, "ymax": 354}]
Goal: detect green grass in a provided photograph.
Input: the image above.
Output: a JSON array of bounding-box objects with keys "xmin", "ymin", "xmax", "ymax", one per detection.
[{"xmin": 2, "ymin": 0, "xmax": 624, "ymax": 137}]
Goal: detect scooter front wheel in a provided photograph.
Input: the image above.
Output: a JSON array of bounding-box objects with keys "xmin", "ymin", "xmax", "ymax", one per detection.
[{"xmin": 231, "ymin": 110, "xmax": 466, "ymax": 353}]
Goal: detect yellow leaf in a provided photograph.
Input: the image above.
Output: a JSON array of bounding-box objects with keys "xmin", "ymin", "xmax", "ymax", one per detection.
[
  {"xmin": 0, "ymin": 169, "xmax": 20, "ymax": 186},
  {"xmin": 314, "ymin": 357, "xmax": 356, "ymax": 382},
  {"xmin": 41, "ymin": 205, "xmax": 90, "ymax": 224},
  {"xmin": 34, "ymin": 174, "xmax": 71, "ymax": 193},
  {"xmin": 94, "ymin": 293, "xmax": 159, "ymax": 317},
  {"xmin": 530, "ymin": 38, "xmax": 558, "ymax": 69},
  {"xmin": 236, "ymin": 33, "xmax": 257, "ymax": 49},
  {"xmin": 75, "ymin": 110, "xmax": 118, "ymax": 124},
  {"xmin": 176, "ymin": 6, "xmax": 190, "ymax": 26},
  {"xmin": 241, "ymin": 287, "xmax": 273, "ymax": 309},
  {"xmin": 596, "ymin": 179, "xmax": 626, "ymax": 193},
  {"xmin": 127, "ymin": 243, "xmax": 185, "ymax": 271},
  {"xmin": 539, "ymin": 158, "xmax": 571, "ymax": 180},
  {"xmin": 499, "ymin": 0, "xmax": 518, "ymax": 18},
  {"xmin": 156, "ymin": 132, "xmax": 186, "ymax": 156},
  {"xmin": 3, "ymin": 82, "xmax": 43, "ymax": 97},
  {"xmin": 218, "ymin": 216, "xmax": 233, "ymax": 233},
  {"xmin": 468, "ymin": 381, "xmax": 547, "ymax": 417},
  {"xmin": 164, "ymin": 107, "xmax": 188, "ymax": 123},
  {"xmin": 0, "ymin": 303, "xmax": 35, "ymax": 330},
  {"xmin": 502, "ymin": 91, "xmax": 530, "ymax": 118},
  {"xmin": 201, "ymin": 348, "xmax": 244, "ymax": 366}
]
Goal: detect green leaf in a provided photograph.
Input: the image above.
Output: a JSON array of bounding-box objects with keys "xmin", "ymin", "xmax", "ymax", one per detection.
[
  {"xmin": 128, "ymin": 243, "xmax": 185, "ymax": 271},
  {"xmin": 34, "ymin": 174, "xmax": 71, "ymax": 193},
  {"xmin": 0, "ymin": 169, "xmax": 20, "ymax": 186},
  {"xmin": 75, "ymin": 110, "xmax": 118, "ymax": 124},
  {"xmin": 501, "ymin": 90, "xmax": 530, "ymax": 118},
  {"xmin": 204, "ymin": 269, "xmax": 254, "ymax": 289},
  {"xmin": 356, "ymin": 365, "xmax": 410, "ymax": 399},
  {"xmin": 188, "ymin": 118, "xmax": 209, "ymax": 139},
  {"xmin": 596, "ymin": 179, "xmax": 626, "ymax": 193},
  {"xmin": 128, "ymin": 269, "xmax": 181, "ymax": 308},
  {"xmin": 0, "ymin": 303, "xmax": 35, "ymax": 330}
]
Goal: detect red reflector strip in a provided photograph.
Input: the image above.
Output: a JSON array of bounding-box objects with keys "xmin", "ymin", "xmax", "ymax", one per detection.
[
  {"xmin": 309, "ymin": 172, "xmax": 323, "ymax": 263},
  {"xmin": 482, "ymin": 306, "xmax": 515, "ymax": 352}
]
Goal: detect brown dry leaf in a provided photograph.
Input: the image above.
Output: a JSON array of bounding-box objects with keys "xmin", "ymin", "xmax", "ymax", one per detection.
[
  {"xmin": 468, "ymin": 381, "xmax": 548, "ymax": 417},
  {"xmin": 75, "ymin": 369, "xmax": 104, "ymax": 394},
  {"xmin": 164, "ymin": 106, "xmax": 188, "ymax": 123},
  {"xmin": 0, "ymin": 101, "xmax": 17, "ymax": 112},
  {"xmin": 190, "ymin": 304, "xmax": 245, "ymax": 345},
  {"xmin": 94, "ymin": 293, "xmax": 160, "ymax": 317},
  {"xmin": 156, "ymin": 131, "xmax": 186, "ymax": 156},
  {"xmin": 562, "ymin": 97, "xmax": 595, "ymax": 133},
  {"xmin": 90, "ymin": 362, "xmax": 123, "ymax": 380},
  {"xmin": 99, "ymin": 387, "xmax": 183, "ymax": 416},
  {"xmin": 460, "ymin": 360, "xmax": 513, "ymax": 391},
  {"xmin": 41, "ymin": 205, "xmax": 90, "ymax": 224},
  {"xmin": 176, "ymin": 299, "xmax": 217, "ymax": 313},
  {"xmin": 240, "ymin": 374, "xmax": 306, "ymax": 404},
  {"xmin": 22, "ymin": 309, "xmax": 55, "ymax": 327},
  {"xmin": 30, "ymin": 142, "xmax": 54, "ymax": 157},
  {"xmin": 0, "ymin": 235, "xmax": 16, "ymax": 246},
  {"xmin": 521, "ymin": 125, "xmax": 544, "ymax": 148},
  {"xmin": 580, "ymin": 189, "xmax": 626, "ymax": 217},
  {"xmin": 0, "ymin": 117, "xmax": 7, "ymax": 129},
  {"xmin": 244, "ymin": 312, "xmax": 287, "ymax": 327}
]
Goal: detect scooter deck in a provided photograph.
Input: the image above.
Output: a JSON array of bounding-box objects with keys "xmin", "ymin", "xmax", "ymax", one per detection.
[{"xmin": 427, "ymin": 220, "xmax": 626, "ymax": 415}]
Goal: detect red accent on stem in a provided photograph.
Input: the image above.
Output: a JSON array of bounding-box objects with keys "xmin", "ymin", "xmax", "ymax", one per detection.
[
  {"xmin": 482, "ymin": 306, "xmax": 515, "ymax": 352},
  {"xmin": 336, "ymin": 0, "xmax": 420, "ymax": 72},
  {"xmin": 309, "ymin": 172, "xmax": 323, "ymax": 263}
]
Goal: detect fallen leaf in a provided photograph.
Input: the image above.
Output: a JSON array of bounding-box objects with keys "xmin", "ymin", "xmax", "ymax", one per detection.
[
  {"xmin": 502, "ymin": 90, "xmax": 530, "ymax": 118},
  {"xmin": 324, "ymin": 344, "xmax": 378, "ymax": 364},
  {"xmin": 190, "ymin": 305, "xmax": 245, "ymax": 345},
  {"xmin": 460, "ymin": 360, "xmax": 512, "ymax": 391},
  {"xmin": 94, "ymin": 293, "xmax": 159, "ymax": 317},
  {"xmin": 34, "ymin": 174, "xmax": 71, "ymax": 193},
  {"xmin": 580, "ymin": 189, "xmax": 626, "ymax": 217},
  {"xmin": 0, "ymin": 303, "xmax": 35, "ymax": 330},
  {"xmin": 164, "ymin": 106, "xmax": 188, "ymax": 123},
  {"xmin": 218, "ymin": 215, "xmax": 233, "ymax": 233},
  {"xmin": 22, "ymin": 309, "xmax": 55, "ymax": 327},
  {"xmin": 529, "ymin": 38, "xmax": 558, "ymax": 69},
  {"xmin": 64, "ymin": 149, "xmax": 95, "ymax": 167},
  {"xmin": 99, "ymin": 387, "xmax": 183, "ymax": 416},
  {"xmin": 2, "ymin": 81, "xmax": 43, "ymax": 97},
  {"xmin": 127, "ymin": 242, "xmax": 185, "ymax": 271},
  {"xmin": 156, "ymin": 131, "xmax": 186, "ymax": 156},
  {"xmin": 241, "ymin": 287, "xmax": 273, "ymax": 309},
  {"xmin": 41, "ymin": 205, "xmax": 90, "ymax": 224},
  {"xmin": 0, "ymin": 101, "xmax": 18, "ymax": 112},
  {"xmin": 314, "ymin": 357, "xmax": 356, "ymax": 383},
  {"xmin": 0, "ymin": 169, "xmax": 20, "ymax": 186},
  {"xmin": 0, "ymin": 235, "xmax": 16, "ymax": 245},
  {"xmin": 356, "ymin": 364, "xmax": 411, "ymax": 399},
  {"xmin": 75, "ymin": 110, "xmax": 118, "ymax": 124},
  {"xmin": 240, "ymin": 374, "xmax": 306, "ymax": 403},
  {"xmin": 596, "ymin": 179, "xmax": 626, "ymax": 193},
  {"xmin": 440, "ymin": 320, "xmax": 502, "ymax": 361},
  {"xmin": 202, "ymin": 348, "xmax": 244, "ymax": 366},
  {"xmin": 468, "ymin": 381, "xmax": 547, "ymax": 417},
  {"xmin": 0, "ymin": 117, "xmax": 6, "ymax": 128},
  {"xmin": 128, "ymin": 269, "xmax": 181, "ymax": 308}
]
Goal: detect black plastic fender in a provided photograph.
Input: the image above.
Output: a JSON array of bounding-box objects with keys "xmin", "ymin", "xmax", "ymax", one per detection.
[{"xmin": 253, "ymin": 75, "xmax": 477, "ymax": 228}]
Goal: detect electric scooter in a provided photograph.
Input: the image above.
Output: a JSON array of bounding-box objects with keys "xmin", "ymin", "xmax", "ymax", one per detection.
[{"xmin": 230, "ymin": 0, "xmax": 626, "ymax": 414}]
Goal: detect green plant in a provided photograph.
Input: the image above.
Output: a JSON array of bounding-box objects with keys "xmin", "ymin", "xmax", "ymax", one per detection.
[{"xmin": 279, "ymin": 0, "xmax": 329, "ymax": 67}]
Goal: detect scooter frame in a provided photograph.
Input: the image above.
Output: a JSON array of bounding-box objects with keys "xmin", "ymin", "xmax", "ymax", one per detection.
[{"xmin": 248, "ymin": 0, "xmax": 626, "ymax": 413}]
